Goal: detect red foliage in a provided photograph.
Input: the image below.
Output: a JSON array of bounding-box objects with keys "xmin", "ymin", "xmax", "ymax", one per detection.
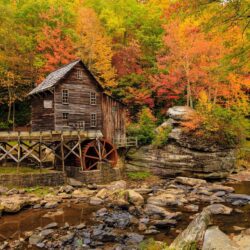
[
  {"xmin": 112, "ymin": 40, "xmax": 143, "ymax": 77},
  {"xmin": 36, "ymin": 25, "xmax": 76, "ymax": 81}
]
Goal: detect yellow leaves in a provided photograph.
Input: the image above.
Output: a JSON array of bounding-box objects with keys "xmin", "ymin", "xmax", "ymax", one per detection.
[{"xmin": 75, "ymin": 7, "xmax": 117, "ymax": 88}]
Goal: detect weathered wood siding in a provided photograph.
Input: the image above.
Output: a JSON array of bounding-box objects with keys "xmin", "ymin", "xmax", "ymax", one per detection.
[
  {"xmin": 101, "ymin": 94, "xmax": 126, "ymax": 141},
  {"xmin": 31, "ymin": 94, "xmax": 54, "ymax": 131},
  {"xmin": 54, "ymin": 64, "xmax": 102, "ymax": 131}
]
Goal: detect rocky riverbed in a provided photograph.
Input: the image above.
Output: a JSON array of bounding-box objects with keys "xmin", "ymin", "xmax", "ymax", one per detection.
[{"xmin": 0, "ymin": 173, "xmax": 250, "ymax": 249}]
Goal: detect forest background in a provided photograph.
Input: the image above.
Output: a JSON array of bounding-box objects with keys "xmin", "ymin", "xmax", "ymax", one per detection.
[{"xmin": 0, "ymin": 0, "xmax": 249, "ymax": 140}]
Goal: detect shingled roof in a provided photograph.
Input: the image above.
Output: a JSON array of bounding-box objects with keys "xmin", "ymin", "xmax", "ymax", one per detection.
[{"xmin": 28, "ymin": 59, "xmax": 103, "ymax": 95}]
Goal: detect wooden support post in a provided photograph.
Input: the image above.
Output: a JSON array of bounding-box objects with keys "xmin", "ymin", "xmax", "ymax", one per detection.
[
  {"xmin": 17, "ymin": 132, "xmax": 21, "ymax": 173},
  {"xmin": 39, "ymin": 132, "xmax": 42, "ymax": 173},
  {"xmin": 78, "ymin": 132, "xmax": 84, "ymax": 171},
  {"xmin": 61, "ymin": 132, "xmax": 65, "ymax": 173}
]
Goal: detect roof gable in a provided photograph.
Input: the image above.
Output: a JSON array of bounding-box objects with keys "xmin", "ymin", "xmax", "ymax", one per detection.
[{"xmin": 28, "ymin": 59, "xmax": 103, "ymax": 95}]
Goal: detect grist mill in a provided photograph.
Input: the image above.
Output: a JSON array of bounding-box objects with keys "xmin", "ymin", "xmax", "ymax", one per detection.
[{"xmin": 0, "ymin": 59, "xmax": 137, "ymax": 183}]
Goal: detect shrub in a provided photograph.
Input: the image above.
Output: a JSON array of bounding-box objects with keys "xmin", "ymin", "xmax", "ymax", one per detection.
[
  {"xmin": 184, "ymin": 91, "xmax": 249, "ymax": 147},
  {"xmin": 127, "ymin": 107, "xmax": 156, "ymax": 146},
  {"xmin": 152, "ymin": 125, "xmax": 172, "ymax": 147}
]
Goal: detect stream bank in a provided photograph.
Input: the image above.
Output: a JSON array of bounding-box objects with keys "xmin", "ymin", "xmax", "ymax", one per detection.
[{"xmin": 0, "ymin": 172, "xmax": 249, "ymax": 249}]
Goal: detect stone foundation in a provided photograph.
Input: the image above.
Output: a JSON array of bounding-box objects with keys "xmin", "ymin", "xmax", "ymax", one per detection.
[
  {"xmin": 0, "ymin": 171, "xmax": 65, "ymax": 187},
  {"xmin": 65, "ymin": 163, "xmax": 123, "ymax": 184}
]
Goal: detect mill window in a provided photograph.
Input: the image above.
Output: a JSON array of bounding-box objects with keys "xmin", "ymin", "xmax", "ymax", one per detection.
[
  {"xmin": 77, "ymin": 121, "xmax": 85, "ymax": 130},
  {"xmin": 63, "ymin": 113, "xmax": 68, "ymax": 120},
  {"xmin": 76, "ymin": 70, "xmax": 83, "ymax": 79},
  {"xmin": 90, "ymin": 113, "xmax": 97, "ymax": 127},
  {"xmin": 90, "ymin": 92, "xmax": 96, "ymax": 105},
  {"xmin": 62, "ymin": 89, "xmax": 69, "ymax": 104}
]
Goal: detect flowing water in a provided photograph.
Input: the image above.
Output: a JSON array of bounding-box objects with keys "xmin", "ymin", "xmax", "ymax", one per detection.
[{"xmin": 0, "ymin": 181, "xmax": 249, "ymax": 246}]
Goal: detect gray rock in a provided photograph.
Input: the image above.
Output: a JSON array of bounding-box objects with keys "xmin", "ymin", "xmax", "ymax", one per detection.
[
  {"xmin": 76, "ymin": 223, "xmax": 86, "ymax": 230},
  {"xmin": 59, "ymin": 185, "xmax": 74, "ymax": 194},
  {"xmin": 29, "ymin": 234, "xmax": 45, "ymax": 245},
  {"xmin": 59, "ymin": 233, "xmax": 75, "ymax": 243},
  {"xmin": 40, "ymin": 229, "xmax": 54, "ymax": 237},
  {"xmin": 167, "ymin": 106, "xmax": 195, "ymax": 121},
  {"xmin": 44, "ymin": 201, "xmax": 58, "ymax": 209},
  {"xmin": 205, "ymin": 204, "xmax": 232, "ymax": 215},
  {"xmin": 227, "ymin": 193, "xmax": 250, "ymax": 201},
  {"xmin": 90, "ymin": 197, "xmax": 103, "ymax": 205},
  {"xmin": 125, "ymin": 233, "xmax": 144, "ymax": 244},
  {"xmin": 202, "ymin": 226, "xmax": 239, "ymax": 250},
  {"xmin": 175, "ymin": 177, "xmax": 207, "ymax": 186},
  {"xmin": 127, "ymin": 106, "xmax": 236, "ymax": 179},
  {"xmin": 126, "ymin": 190, "xmax": 144, "ymax": 206},
  {"xmin": 44, "ymin": 222, "xmax": 58, "ymax": 229},
  {"xmin": 170, "ymin": 209, "xmax": 211, "ymax": 250},
  {"xmin": 144, "ymin": 204, "xmax": 181, "ymax": 219},
  {"xmin": 67, "ymin": 178, "xmax": 83, "ymax": 187}
]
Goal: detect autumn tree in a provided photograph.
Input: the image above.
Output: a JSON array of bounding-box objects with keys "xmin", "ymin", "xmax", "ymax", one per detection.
[{"xmin": 75, "ymin": 7, "xmax": 116, "ymax": 89}]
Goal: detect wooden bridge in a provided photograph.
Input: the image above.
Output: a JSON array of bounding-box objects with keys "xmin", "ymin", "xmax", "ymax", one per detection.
[{"xmin": 0, "ymin": 130, "xmax": 137, "ymax": 172}]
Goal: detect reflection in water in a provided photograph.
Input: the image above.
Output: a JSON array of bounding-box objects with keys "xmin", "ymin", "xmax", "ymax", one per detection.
[{"xmin": 0, "ymin": 203, "xmax": 99, "ymax": 241}]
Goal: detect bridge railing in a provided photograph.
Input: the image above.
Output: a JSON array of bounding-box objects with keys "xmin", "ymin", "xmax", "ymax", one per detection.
[{"xmin": 113, "ymin": 137, "xmax": 138, "ymax": 148}]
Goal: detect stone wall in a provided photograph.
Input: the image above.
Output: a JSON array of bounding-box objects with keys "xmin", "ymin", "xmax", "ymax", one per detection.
[
  {"xmin": 66, "ymin": 163, "xmax": 123, "ymax": 184},
  {"xmin": 0, "ymin": 171, "xmax": 65, "ymax": 187}
]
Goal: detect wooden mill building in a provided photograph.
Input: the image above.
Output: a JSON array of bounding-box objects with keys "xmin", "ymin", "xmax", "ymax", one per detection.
[
  {"xmin": 0, "ymin": 60, "xmax": 136, "ymax": 183},
  {"xmin": 28, "ymin": 59, "xmax": 126, "ymax": 142}
]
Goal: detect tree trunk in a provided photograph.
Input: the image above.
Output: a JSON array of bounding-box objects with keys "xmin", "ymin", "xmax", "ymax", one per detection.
[{"xmin": 12, "ymin": 102, "xmax": 15, "ymax": 131}]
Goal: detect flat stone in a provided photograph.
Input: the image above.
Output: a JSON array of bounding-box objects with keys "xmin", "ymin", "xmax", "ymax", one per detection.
[
  {"xmin": 76, "ymin": 223, "xmax": 86, "ymax": 230},
  {"xmin": 59, "ymin": 233, "xmax": 75, "ymax": 243},
  {"xmin": 205, "ymin": 204, "xmax": 232, "ymax": 215},
  {"xmin": 44, "ymin": 201, "xmax": 58, "ymax": 209},
  {"xmin": 29, "ymin": 234, "xmax": 45, "ymax": 245},
  {"xmin": 147, "ymin": 193, "xmax": 185, "ymax": 207},
  {"xmin": 43, "ymin": 222, "xmax": 58, "ymax": 229},
  {"xmin": 67, "ymin": 178, "xmax": 83, "ymax": 187},
  {"xmin": 175, "ymin": 177, "xmax": 206, "ymax": 186},
  {"xmin": 90, "ymin": 197, "xmax": 103, "ymax": 205},
  {"xmin": 208, "ymin": 184, "xmax": 234, "ymax": 193},
  {"xmin": 40, "ymin": 229, "xmax": 54, "ymax": 237},
  {"xmin": 144, "ymin": 204, "xmax": 181, "ymax": 219},
  {"xmin": 227, "ymin": 193, "xmax": 250, "ymax": 201},
  {"xmin": 107, "ymin": 180, "xmax": 127, "ymax": 190}
]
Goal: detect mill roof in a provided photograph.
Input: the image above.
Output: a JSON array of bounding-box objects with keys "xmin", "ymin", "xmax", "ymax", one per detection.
[{"xmin": 28, "ymin": 59, "xmax": 104, "ymax": 95}]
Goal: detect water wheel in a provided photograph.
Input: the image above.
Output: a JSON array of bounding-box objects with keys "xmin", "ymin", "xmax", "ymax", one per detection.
[{"xmin": 77, "ymin": 139, "xmax": 118, "ymax": 170}]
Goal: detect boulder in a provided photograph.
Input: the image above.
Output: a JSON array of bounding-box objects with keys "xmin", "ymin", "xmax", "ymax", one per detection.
[
  {"xmin": 167, "ymin": 106, "xmax": 196, "ymax": 121},
  {"xmin": 127, "ymin": 106, "xmax": 236, "ymax": 179},
  {"xmin": 44, "ymin": 201, "xmax": 58, "ymax": 209},
  {"xmin": 67, "ymin": 178, "xmax": 83, "ymax": 187},
  {"xmin": 205, "ymin": 204, "xmax": 232, "ymax": 215},
  {"xmin": 90, "ymin": 197, "xmax": 103, "ymax": 205},
  {"xmin": 29, "ymin": 234, "xmax": 45, "ymax": 245},
  {"xmin": 126, "ymin": 190, "xmax": 144, "ymax": 206},
  {"xmin": 170, "ymin": 209, "xmax": 211, "ymax": 250},
  {"xmin": 202, "ymin": 226, "xmax": 239, "ymax": 250},
  {"xmin": 107, "ymin": 180, "xmax": 127, "ymax": 190}
]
